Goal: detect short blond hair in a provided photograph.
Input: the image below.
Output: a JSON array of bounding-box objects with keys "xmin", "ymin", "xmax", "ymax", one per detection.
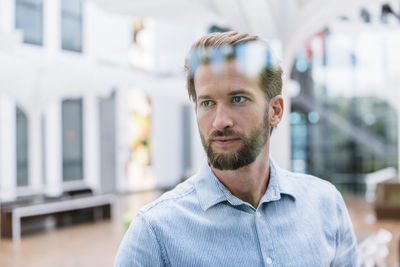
[{"xmin": 185, "ymin": 31, "xmax": 283, "ymax": 102}]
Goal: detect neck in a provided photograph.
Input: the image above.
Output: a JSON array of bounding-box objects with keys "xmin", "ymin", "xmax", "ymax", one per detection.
[{"xmin": 210, "ymin": 143, "xmax": 271, "ymax": 208}]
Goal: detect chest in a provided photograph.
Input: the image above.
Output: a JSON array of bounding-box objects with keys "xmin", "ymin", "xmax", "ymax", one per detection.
[{"xmin": 158, "ymin": 202, "xmax": 336, "ymax": 267}]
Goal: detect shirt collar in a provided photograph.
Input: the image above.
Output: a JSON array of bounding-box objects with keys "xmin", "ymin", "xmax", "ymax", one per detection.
[
  {"xmin": 194, "ymin": 159, "xmax": 228, "ymax": 211},
  {"xmin": 265, "ymin": 158, "xmax": 297, "ymax": 202},
  {"xmin": 194, "ymin": 157, "xmax": 297, "ymax": 211}
]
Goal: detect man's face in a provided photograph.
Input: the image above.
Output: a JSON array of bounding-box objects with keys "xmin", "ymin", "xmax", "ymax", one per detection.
[{"xmin": 194, "ymin": 60, "xmax": 271, "ymax": 170}]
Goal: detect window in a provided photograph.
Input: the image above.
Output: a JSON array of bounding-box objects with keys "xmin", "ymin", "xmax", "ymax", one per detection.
[
  {"xmin": 62, "ymin": 99, "xmax": 84, "ymax": 181},
  {"xmin": 99, "ymin": 92, "xmax": 116, "ymax": 193},
  {"xmin": 290, "ymin": 112, "xmax": 308, "ymax": 174},
  {"xmin": 15, "ymin": 0, "xmax": 43, "ymax": 45},
  {"xmin": 16, "ymin": 107, "xmax": 29, "ymax": 187},
  {"xmin": 61, "ymin": 0, "xmax": 83, "ymax": 52},
  {"xmin": 181, "ymin": 105, "xmax": 192, "ymax": 176},
  {"xmin": 41, "ymin": 114, "xmax": 46, "ymax": 184},
  {"xmin": 290, "ymin": 27, "xmax": 398, "ymax": 195}
]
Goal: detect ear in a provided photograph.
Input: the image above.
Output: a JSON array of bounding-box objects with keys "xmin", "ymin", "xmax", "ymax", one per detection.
[{"xmin": 269, "ymin": 96, "xmax": 284, "ymax": 127}]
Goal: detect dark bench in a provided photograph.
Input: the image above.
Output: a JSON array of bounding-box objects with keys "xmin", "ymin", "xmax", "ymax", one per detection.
[
  {"xmin": 374, "ymin": 178, "xmax": 400, "ymax": 220},
  {"xmin": 1, "ymin": 190, "xmax": 117, "ymax": 242}
]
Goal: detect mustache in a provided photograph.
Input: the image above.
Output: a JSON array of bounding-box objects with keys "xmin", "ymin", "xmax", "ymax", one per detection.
[{"xmin": 209, "ymin": 128, "xmax": 241, "ymax": 139}]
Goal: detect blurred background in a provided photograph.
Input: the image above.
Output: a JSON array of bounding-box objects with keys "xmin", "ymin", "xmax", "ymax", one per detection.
[{"xmin": 0, "ymin": 0, "xmax": 400, "ymax": 266}]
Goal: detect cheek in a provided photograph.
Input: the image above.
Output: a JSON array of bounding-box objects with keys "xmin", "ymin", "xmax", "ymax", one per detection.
[
  {"xmin": 196, "ymin": 112, "xmax": 210, "ymax": 133},
  {"xmin": 236, "ymin": 108, "xmax": 263, "ymax": 124}
]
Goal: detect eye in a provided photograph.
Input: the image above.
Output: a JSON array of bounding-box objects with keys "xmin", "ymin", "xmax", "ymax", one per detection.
[
  {"xmin": 201, "ymin": 100, "xmax": 214, "ymax": 107},
  {"xmin": 232, "ymin": 96, "xmax": 246, "ymax": 103}
]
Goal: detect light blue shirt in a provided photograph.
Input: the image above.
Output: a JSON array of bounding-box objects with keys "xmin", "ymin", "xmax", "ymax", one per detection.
[{"xmin": 115, "ymin": 158, "xmax": 358, "ymax": 266}]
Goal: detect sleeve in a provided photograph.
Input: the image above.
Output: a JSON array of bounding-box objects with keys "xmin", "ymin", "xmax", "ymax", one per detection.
[
  {"xmin": 114, "ymin": 212, "xmax": 165, "ymax": 267},
  {"xmin": 331, "ymin": 190, "xmax": 359, "ymax": 267}
]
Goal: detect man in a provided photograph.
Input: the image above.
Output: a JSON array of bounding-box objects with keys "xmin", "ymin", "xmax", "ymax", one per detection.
[{"xmin": 115, "ymin": 31, "xmax": 358, "ymax": 266}]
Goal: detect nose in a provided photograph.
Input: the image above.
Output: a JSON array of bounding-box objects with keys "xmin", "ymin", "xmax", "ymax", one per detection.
[{"xmin": 212, "ymin": 104, "xmax": 233, "ymax": 130}]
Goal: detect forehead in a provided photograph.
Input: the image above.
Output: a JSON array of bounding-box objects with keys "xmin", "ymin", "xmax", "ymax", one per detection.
[{"xmin": 194, "ymin": 60, "xmax": 261, "ymax": 95}]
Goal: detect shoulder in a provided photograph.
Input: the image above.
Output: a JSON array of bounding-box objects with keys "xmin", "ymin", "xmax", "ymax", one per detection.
[
  {"xmin": 279, "ymin": 168, "xmax": 344, "ymax": 208},
  {"xmin": 278, "ymin": 169, "xmax": 350, "ymax": 231},
  {"xmin": 138, "ymin": 175, "xmax": 200, "ymax": 219},
  {"xmin": 283, "ymin": 168, "xmax": 339, "ymax": 193}
]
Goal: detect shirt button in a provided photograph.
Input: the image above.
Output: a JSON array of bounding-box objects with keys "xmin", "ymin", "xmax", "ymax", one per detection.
[
  {"xmin": 266, "ymin": 257, "xmax": 272, "ymax": 264},
  {"xmin": 256, "ymin": 211, "xmax": 261, "ymax": 218}
]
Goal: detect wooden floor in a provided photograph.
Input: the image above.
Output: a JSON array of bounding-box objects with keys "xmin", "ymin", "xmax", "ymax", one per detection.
[
  {"xmin": 0, "ymin": 192, "xmax": 399, "ymax": 266},
  {"xmin": 0, "ymin": 191, "xmax": 162, "ymax": 267},
  {"xmin": 345, "ymin": 196, "xmax": 400, "ymax": 266}
]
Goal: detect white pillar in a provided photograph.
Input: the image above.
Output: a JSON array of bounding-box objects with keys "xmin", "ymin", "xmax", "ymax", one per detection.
[
  {"xmin": 83, "ymin": 94, "xmax": 100, "ymax": 193},
  {"xmin": 0, "ymin": 0, "xmax": 15, "ymax": 32},
  {"xmin": 270, "ymin": 95, "xmax": 291, "ymax": 170},
  {"xmin": 44, "ymin": 101, "xmax": 62, "ymax": 196},
  {"xmin": 191, "ymin": 105, "xmax": 205, "ymax": 172},
  {"xmin": 28, "ymin": 110, "xmax": 43, "ymax": 192},
  {"xmin": 83, "ymin": 0, "xmax": 102, "ymax": 58},
  {"xmin": 0, "ymin": 94, "xmax": 16, "ymax": 201},
  {"xmin": 115, "ymin": 87, "xmax": 129, "ymax": 193},
  {"xmin": 398, "ymin": 112, "xmax": 400, "ymax": 178},
  {"xmin": 270, "ymin": 79, "xmax": 300, "ymax": 170},
  {"xmin": 152, "ymin": 95, "xmax": 182, "ymax": 188},
  {"xmin": 43, "ymin": 0, "xmax": 60, "ymax": 52},
  {"xmin": 396, "ymin": 98, "xmax": 400, "ymax": 178}
]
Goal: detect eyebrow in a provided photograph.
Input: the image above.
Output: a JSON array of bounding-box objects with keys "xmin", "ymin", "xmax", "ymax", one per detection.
[
  {"xmin": 197, "ymin": 94, "xmax": 213, "ymax": 101},
  {"xmin": 228, "ymin": 89, "xmax": 254, "ymax": 98},
  {"xmin": 197, "ymin": 90, "xmax": 254, "ymax": 101},
  {"xmin": 228, "ymin": 90, "xmax": 253, "ymax": 97}
]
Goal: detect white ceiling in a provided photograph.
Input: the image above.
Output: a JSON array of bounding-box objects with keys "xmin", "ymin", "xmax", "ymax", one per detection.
[{"xmin": 91, "ymin": 0, "xmax": 392, "ymax": 73}]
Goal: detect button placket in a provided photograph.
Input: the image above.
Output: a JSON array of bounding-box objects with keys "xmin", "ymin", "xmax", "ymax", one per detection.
[{"xmin": 255, "ymin": 207, "xmax": 278, "ymax": 267}]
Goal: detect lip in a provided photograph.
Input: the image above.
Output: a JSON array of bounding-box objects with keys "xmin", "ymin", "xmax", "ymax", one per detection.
[{"xmin": 212, "ymin": 138, "xmax": 241, "ymax": 145}]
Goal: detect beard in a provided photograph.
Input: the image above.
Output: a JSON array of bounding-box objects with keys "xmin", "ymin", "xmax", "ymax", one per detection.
[{"xmin": 200, "ymin": 111, "xmax": 270, "ymax": 170}]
